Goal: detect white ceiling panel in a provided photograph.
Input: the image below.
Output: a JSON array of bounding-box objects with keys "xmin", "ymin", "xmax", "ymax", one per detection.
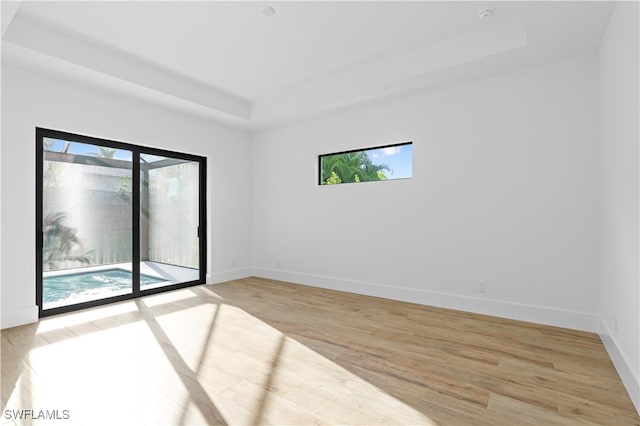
[{"xmin": 2, "ymin": 1, "xmax": 613, "ymax": 128}]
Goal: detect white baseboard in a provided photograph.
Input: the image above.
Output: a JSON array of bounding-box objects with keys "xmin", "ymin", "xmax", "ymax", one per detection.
[
  {"xmin": 1, "ymin": 305, "xmax": 38, "ymax": 329},
  {"xmin": 252, "ymin": 267, "xmax": 597, "ymax": 332},
  {"xmin": 598, "ymin": 315, "xmax": 640, "ymax": 414},
  {"xmin": 207, "ymin": 267, "xmax": 252, "ymax": 285}
]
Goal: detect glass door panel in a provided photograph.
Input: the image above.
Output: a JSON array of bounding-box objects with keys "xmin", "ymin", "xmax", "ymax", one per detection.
[
  {"xmin": 140, "ymin": 153, "xmax": 200, "ymax": 289},
  {"xmin": 42, "ymin": 138, "xmax": 133, "ymax": 309}
]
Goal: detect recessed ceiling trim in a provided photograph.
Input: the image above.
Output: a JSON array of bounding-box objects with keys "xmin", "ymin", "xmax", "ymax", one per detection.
[
  {"xmin": 1, "ymin": 1, "xmax": 21, "ymax": 37},
  {"xmin": 3, "ymin": 9, "xmax": 253, "ymax": 121},
  {"xmin": 2, "ymin": 41, "xmax": 253, "ymax": 130},
  {"xmin": 252, "ymin": 15, "xmax": 527, "ymax": 126},
  {"xmin": 2, "ymin": 2, "xmax": 614, "ymax": 130}
]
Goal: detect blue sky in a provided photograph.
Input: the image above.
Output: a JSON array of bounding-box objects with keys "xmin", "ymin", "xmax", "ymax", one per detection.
[{"xmin": 367, "ymin": 144, "xmax": 412, "ymax": 179}]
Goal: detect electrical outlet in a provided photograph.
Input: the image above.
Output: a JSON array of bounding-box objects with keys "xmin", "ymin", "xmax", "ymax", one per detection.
[
  {"xmin": 277, "ymin": 259, "xmax": 281, "ymax": 268},
  {"xmin": 477, "ymin": 282, "xmax": 486, "ymax": 293},
  {"xmin": 232, "ymin": 259, "xmax": 236, "ymax": 267}
]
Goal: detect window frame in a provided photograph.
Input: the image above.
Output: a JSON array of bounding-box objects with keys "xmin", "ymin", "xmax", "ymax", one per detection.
[{"xmin": 318, "ymin": 141, "xmax": 413, "ymax": 186}]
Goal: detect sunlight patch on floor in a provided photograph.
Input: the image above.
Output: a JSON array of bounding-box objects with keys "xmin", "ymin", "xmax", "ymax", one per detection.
[
  {"xmin": 141, "ymin": 288, "xmax": 199, "ymax": 307},
  {"xmin": 152, "ymin": 302, "xmax": 436, "ymax": 425},
  {"xmin": 3, "ymin": 290, "xmax": 436, "ymax": 425},
  {"xmin": 36, "ymin": 301, "xmax": 140, "ymax": 332}
]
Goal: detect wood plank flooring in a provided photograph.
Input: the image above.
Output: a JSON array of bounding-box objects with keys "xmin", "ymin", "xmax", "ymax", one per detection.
[{"xmin": 2, "ymin": 277, "xmax": 638, "ymax": 425}]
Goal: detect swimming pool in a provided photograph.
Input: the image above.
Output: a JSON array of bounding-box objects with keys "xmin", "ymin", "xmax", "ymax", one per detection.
[{"xmin": 43, "ymin": 269, "xmax": 166, "ymax": 308}]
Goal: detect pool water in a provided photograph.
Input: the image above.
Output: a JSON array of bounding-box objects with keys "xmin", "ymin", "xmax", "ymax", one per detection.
[{"xmin": 43, "ymin": 269, "xmax": 166, "ymax": 308}]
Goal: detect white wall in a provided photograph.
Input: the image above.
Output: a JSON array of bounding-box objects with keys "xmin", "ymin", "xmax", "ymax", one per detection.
[
  {"xmin": 1, "ymin": 7, "xmax": 636, "ymax": 410},
  {"xmin": 597, "ymin": 1, "xmax": 640, "ymax": 413},
  {"xmin": 1, "ymin": 63, "xmax": 253, "ymax": 328},
  {"xmin": 252, "ymin": 55, "xmax": 601, "ymax": 332}
]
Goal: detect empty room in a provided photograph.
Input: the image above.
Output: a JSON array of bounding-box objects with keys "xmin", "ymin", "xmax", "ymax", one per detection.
[{"xmin": 1, "ymin": 1, "xmax": 639, "ymax": 425}]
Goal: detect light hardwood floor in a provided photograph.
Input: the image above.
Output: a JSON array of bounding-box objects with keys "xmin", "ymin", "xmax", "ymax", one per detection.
[{"xmin": 2, "ymin": 277, "xmax": 639, "ymax": 425}]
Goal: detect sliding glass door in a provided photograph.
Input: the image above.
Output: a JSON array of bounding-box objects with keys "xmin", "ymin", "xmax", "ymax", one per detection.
[
  {"xmin": 140, "ymin": 154, "xmax": 201, "ymax": 289},
  {"xmin": 40, "ymin": 138, "xmax": 134, "ymax": 310},
  {"xmin": 36, "ymin": 128, "xmax": 206, "ymax": 317}
]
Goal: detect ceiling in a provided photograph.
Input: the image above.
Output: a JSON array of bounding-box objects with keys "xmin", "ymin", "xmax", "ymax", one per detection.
[{"xmin": 2, "ymin": 1, "xmax": 613, "ymax": 130}]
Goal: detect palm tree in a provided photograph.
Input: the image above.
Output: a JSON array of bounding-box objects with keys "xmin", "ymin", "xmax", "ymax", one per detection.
[
  {"xmin": 90, "ymin": 147, "xmax": 117, "ymax": 159},
  {"xmin": 354, "ymin": 152, "xmax": 390, "ymax": 181},
  {"xmin": 43, "ymin": 212, "xmax": 93, "ymax": 270},
  {"xmin": 321, "ymin": 152, "xmax": 390, "ymax": 184},
  {"xmin": 43, "ymin": 139, "xmax": 55, "ymax": 151}
]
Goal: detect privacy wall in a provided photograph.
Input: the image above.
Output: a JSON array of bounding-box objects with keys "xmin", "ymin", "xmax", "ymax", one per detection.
[{"xmin": 252, "ymin": 55, "xmax": 601, "ymax": 331}]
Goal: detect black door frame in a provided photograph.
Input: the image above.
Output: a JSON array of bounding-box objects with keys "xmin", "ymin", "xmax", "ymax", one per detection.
[{"xmin": 36, "ymin": 127, "xmax": 207, "ymax": 317}]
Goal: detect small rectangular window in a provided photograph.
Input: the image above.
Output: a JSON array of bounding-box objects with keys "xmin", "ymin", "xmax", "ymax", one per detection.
[{"xmin": 319, "ymin": 142, "xmax": 412, "ymax": 185}]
